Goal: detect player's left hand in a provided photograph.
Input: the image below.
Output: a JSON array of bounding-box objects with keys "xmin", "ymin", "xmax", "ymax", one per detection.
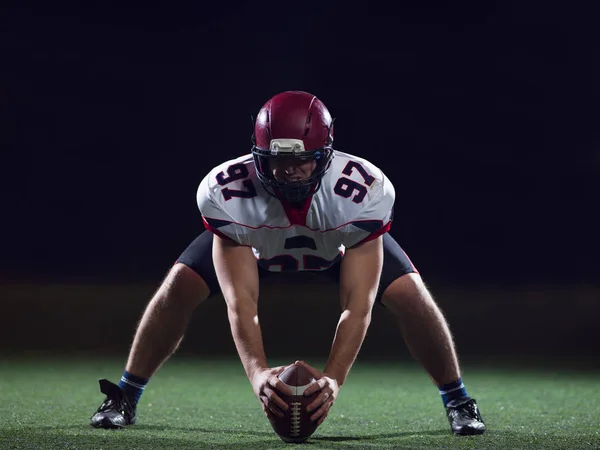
[{"xmin": 295, "ymin": 360, "xmax": 340, "ymax": 425}]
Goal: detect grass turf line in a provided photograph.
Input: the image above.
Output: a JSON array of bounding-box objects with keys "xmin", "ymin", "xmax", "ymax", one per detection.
[{"xmin": 0, "ymin": 357, "xmax": 598, "ymax": 449}]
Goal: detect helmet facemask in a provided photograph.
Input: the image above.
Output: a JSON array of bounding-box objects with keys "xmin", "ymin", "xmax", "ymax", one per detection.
[{"xmin": 251, "ymin": 133, "xmax": 334, "ymax": 203}]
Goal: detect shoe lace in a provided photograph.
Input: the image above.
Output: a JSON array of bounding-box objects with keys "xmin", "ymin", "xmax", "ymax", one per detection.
[
  {"xmin": 452, "ymin": 400, "xmax": 481, "ymax": 422},
  {"xmin": 95, "ymin": 393, "xmax": 133, "ymax": 416},
  {"xmin": 97, "ymin": 397, "xmax": 120, "ymax": 413}
]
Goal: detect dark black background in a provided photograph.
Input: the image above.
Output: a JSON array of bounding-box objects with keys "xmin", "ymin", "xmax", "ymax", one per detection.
[{"xmin": 1, "ymin": 2, "xmax": 598, "ymax": 285}]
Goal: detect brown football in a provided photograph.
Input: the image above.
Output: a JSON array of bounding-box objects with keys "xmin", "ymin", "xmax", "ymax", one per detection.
[{"xmin": 268, "ymin": 363, "xmax": 320, "ymax": 443}]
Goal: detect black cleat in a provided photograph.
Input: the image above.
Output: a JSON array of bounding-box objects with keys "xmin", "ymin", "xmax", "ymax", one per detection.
[
  {"xmin": 445, "ymin": 397, "xmax": 486, "ymax": 435},
  {"xmin": 90, "ymin": 379, "xmax": 137, "ymax": 429}
]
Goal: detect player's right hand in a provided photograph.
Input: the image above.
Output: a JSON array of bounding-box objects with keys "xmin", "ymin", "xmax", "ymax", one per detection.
[{"xmin": 251, "ymin": 366, "xmax": 293, "ymax": 419}]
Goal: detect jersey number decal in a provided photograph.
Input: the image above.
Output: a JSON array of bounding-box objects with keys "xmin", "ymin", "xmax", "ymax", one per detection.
[
  {"xmin": 215, "ymin": 163, "xmax": 258, "ymax": 201},
  {"xmin": 333, "ymin": 161, "xmax": 375, "ymax": 204},
  {"xmin": 259, "ymin": 254, "xmax": 337, "ymax": 271}
]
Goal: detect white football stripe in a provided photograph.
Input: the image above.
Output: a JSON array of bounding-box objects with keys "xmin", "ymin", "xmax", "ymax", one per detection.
[{"xmin": 282, "ymin": 383, "xmax": 311, "ymax": 395}]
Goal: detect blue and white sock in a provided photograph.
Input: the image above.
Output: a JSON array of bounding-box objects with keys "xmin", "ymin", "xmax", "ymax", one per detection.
[
  {"xmin": 118, "ymin": 370, "xmax": 149, "ymax": 403},
  {"xmin": 438, "ymin": 377, "xmax": 469, "ymax": 407}
]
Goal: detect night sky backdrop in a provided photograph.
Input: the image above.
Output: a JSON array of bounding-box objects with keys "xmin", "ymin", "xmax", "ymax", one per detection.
[{"xmin": 1, "ymin": 2, "xmax": 598, "ymax": 285}]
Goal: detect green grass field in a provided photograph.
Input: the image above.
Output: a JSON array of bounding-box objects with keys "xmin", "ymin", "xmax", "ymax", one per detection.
[{"xmin": 0, "ymin": 356, "xmax": 598, "ymax": 449}]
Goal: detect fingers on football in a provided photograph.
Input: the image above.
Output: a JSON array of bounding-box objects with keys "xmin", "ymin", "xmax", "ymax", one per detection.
[
  {"xmin": 272, "ymin": 365, "xmax": 287, "ymax": 375},
  {"xmin": 262, "ymin": 402, "xmax": 282, "ymax": 419},
  {"xmin": 269, "ymin": 375, "xmax": 292, "ymax": 396},
  {"xmin": 260, "ymin": 396, "xmax": 268, "ymax": 412},
  {"xmin": 310, "ymin": 400, "xmax": 332, "ymax": 423},
  {"xmin": 264, "ymin": 385, "xmax": 289, "ymax": 411},
  {"xmin": 307, "ymin": 389, "xmax": 330, "ymax": 412},
  {"xmin": 304, "ymin": 377, "xmax": 326, "ymax": 396},
  {"xmin": 259, "ymin": 395, "xmax": 276, "ymax": 418},
  {"xmin": 268, "ymin": 405, "xmax": 284, "ymax": 418},
  {"xmin": 261, "ymin": 391, "xmax": 286, "ymax": 417}
]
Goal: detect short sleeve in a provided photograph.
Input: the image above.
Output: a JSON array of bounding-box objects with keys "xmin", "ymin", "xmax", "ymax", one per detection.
[
  {"xmin": 341, "ymin": 171, "xmax": 395, "ymax": 248},
  {"xmin": 196, "ymin": 173, "xmax": 247, "ymax": 245}
]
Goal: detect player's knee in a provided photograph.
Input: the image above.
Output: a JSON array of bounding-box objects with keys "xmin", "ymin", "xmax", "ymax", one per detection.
[
  {"xmin": 381, "ymin": 272, "xmax": 434, "ymax": 310},
  {"xmin": 151, "ymin": 263, "xmax": 211, "ymax": 311}
]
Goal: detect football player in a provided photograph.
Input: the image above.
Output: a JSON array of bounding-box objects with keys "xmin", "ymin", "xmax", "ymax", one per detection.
[{"xmin": 90, "ymin": 91, "xmax": 485, "ymax": 436}]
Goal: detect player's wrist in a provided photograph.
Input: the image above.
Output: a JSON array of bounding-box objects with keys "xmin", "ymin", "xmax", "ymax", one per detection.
[
  {"xmin": 323, "ymin": 373, "xmax": 342, "ymax": 389},
  {"xmin": 243, "ymin": 358, "xmax": 270, "ymax": 383},
  {"xmin": 323, "ymin": 363, "xmax": 347, "ymax": 386}
]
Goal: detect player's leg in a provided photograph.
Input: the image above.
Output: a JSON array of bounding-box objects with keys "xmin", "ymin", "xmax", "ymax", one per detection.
[
  {"xmin": 90, "ymin": 232, "xmax": 220, "ymax": 429},
  {"xmin": 377, "ymin": 233, "xmax": 485, "ymax": 435},
  {"xmin": 124, "ymin": 263, "xmax": 215, "ymax": 379}
]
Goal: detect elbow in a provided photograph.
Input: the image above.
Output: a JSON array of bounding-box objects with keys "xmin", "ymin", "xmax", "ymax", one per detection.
[
  {"xmin": 340, "ymin": 307, "xmax": 373, "ymax": 325},
  {"xmin": 222, "ymin": 286, "xmax": 259, "ymax": 318},
  {"xmin": 339, "ymin": 289, "xmax": 377, "ymax": 324},
  {"xmin": 225, "ymin": 297, "xmax": 258, "ymax": 323}
]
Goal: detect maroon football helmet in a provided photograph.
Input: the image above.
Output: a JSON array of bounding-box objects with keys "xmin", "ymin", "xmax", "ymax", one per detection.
[{"xmin": 251, "ymin": 91, "xmax": 335, "ymax": 202}]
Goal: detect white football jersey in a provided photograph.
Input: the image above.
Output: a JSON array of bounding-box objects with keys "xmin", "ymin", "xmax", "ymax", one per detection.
[{"xmin": 197, "ymin": 151, "xmax": 395, "ymax": 272}]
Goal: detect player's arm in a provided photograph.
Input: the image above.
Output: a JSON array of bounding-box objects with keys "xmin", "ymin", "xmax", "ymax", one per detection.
[
  {"xmin": 317, "ymin": 167, "xmax": 391, "ymax": 386},
  {"xmin": 299, "ymin": 235, "xmax": 383, "ymax": 424},
  {"xmin": 325, "ymin": 235, "xmax": 383, "ymax": 384},
  {"xmin": 212, "ymin": 234, "xmax": 291, "ymax": 417},
  {"xmin": 212, "ymin": 234, "xmax": 263, "ymax": 378}
]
